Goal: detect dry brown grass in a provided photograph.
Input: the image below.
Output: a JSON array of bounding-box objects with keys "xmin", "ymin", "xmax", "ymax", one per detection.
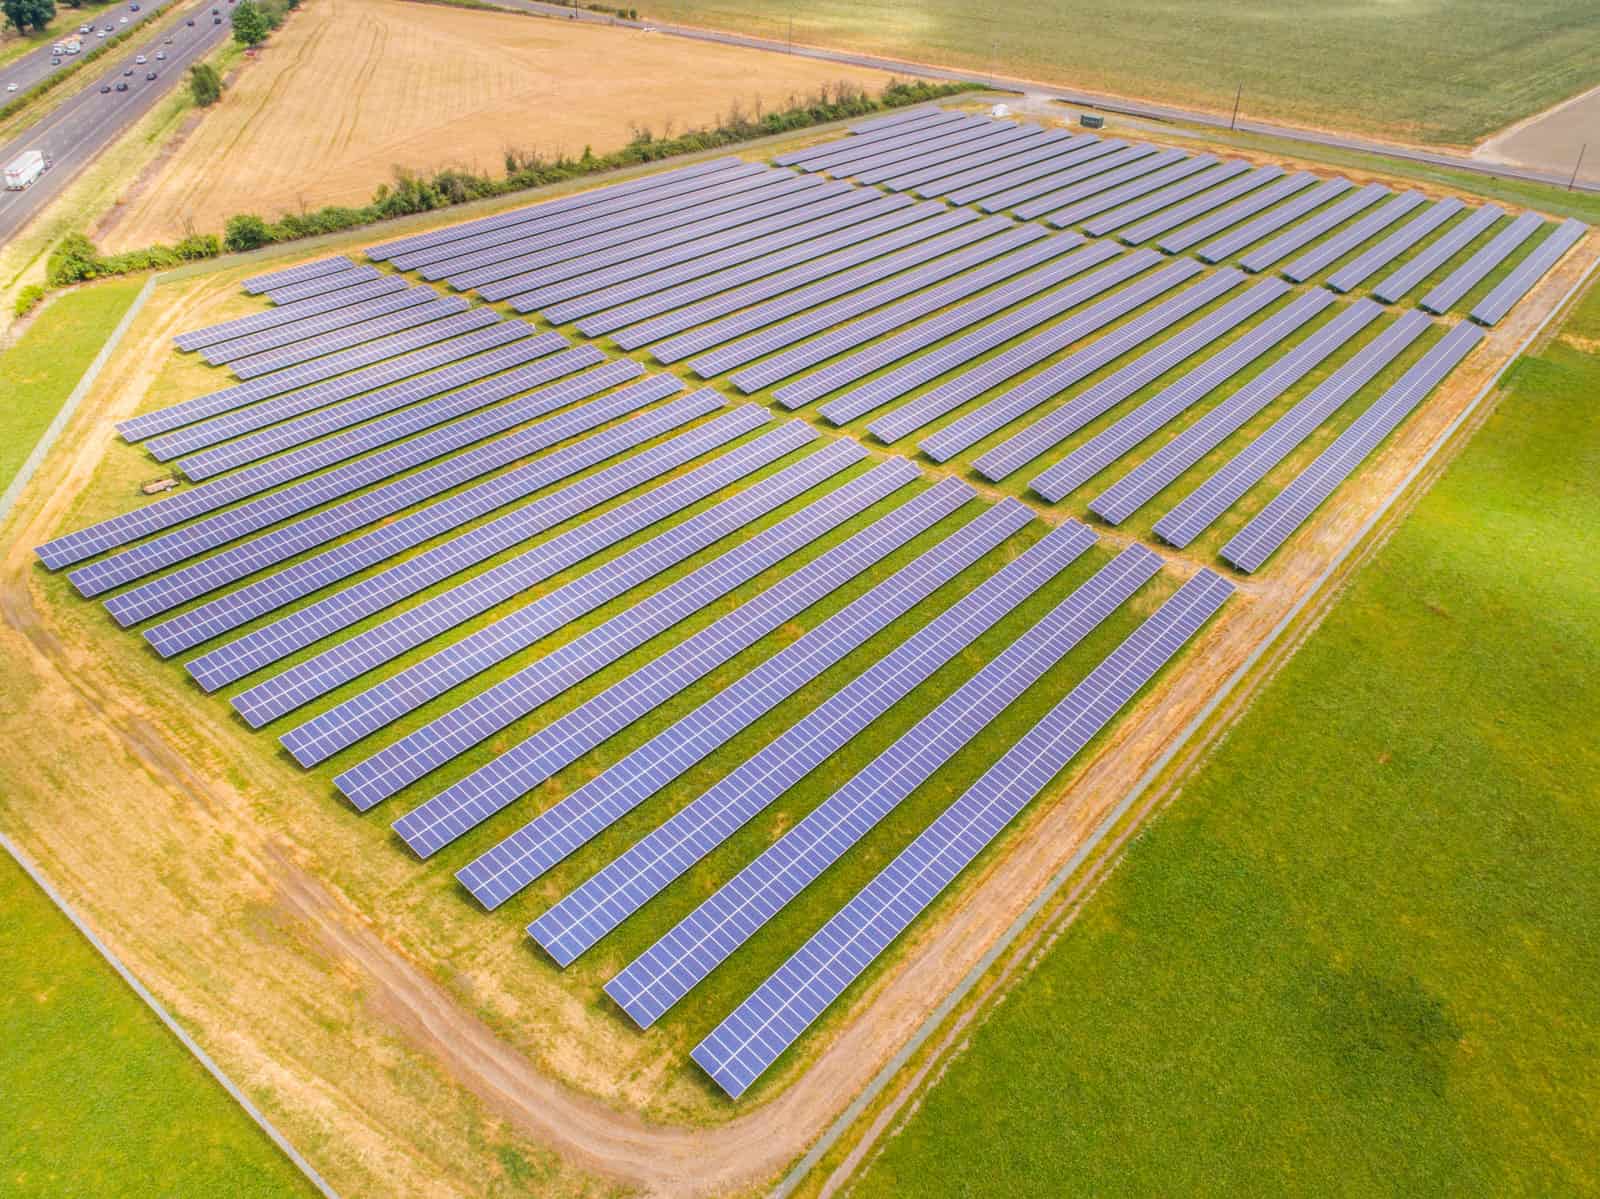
[{"xmin": 98, "ymin": 0, "xmax": 893, "ymax": 251}]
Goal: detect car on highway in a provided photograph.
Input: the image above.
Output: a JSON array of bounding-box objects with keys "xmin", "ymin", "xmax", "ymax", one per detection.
[
  {"xmin": 100, "ymin": 84, "xmax": 112, "ymax": 93},
  {"xmin": 187, "ymin": 17, "xmax": 195, "ymax": 24},
  {"xmin": 135, "ymin": 54, "xmax": 147, "ymax": 63},
  {"xmin": 165, "ymin": 35, "xmax": 174, "ymax": 42},
  {"xmin": 6, "ymin": 83, "xmax": 17, "ymax": 93},
  {"xmin": 52, "ymin": 56, "xmax": 61, "ymax": 65},
  {"xmin": 155, "ymin": 51, "xmax": 166, "ymax": 60},
  {"xmin": 104, "ymin": 24, "xmax": 115, "ymax": 31},
  {"xmin": 213, "ymin": 16, "xmax": 221, "ymax": 23},
  {"xmin": 79, "ymin": 23, "xmax": 91, "ymax": 32},
  {"xmin": 145, "ymin": 70, "xmax": 157, "ymax": 80},
  {"xmin": 116, "ymin": 81, "xmax": 129, "ymax": 91},
  {"xmin": 124, "ymin": 67, "xmax": 134, "ymax": 75},
  {"xmin": 120, "ymin": 15, "xmax": 129, "ymax": 23}
]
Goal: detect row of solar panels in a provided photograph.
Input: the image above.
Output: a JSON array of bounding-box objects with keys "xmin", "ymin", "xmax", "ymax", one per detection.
[{"xmin": 38, "ymin": 347, "xmax": 1230, "ymax": 1099}]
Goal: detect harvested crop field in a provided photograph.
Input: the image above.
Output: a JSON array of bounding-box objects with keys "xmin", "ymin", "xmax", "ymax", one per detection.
[{"xmin": 99, "ymin": 0, "xmax": 893, "ymax": 252}]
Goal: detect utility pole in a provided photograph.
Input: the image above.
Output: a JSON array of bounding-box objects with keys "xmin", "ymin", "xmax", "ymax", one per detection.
[
  {"xmin": 991, "ymin": 38, "xmax": 998, "ymax": 89},
  {"xmin": 1569, "ymin": 143, "xmax": 1587, "ymax": 191},
  {"xmin": 1229, "ymin": 82, "xmax": 1242, "ymax": 131}
]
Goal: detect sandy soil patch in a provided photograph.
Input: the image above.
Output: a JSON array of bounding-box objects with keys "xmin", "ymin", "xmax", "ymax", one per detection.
[
  {"xmin": 98, "ymin": 0, "xmax": 892, "ymax": 251},
  {"xmin": 1473, "ymin": 83, "xmax": 1600, "ymax": 187}
]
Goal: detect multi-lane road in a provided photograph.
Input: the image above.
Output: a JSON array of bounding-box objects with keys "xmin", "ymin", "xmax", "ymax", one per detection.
[
  {"xmin": 0, "ymin": 0, "xmax": 175, "ymax": 100},
  {"xmin": 0, "ymin": 0, "xmax": 231, "ymax": 245}
]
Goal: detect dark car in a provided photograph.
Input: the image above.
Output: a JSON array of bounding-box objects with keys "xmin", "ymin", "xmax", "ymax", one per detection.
[
  {"xmin": 213, "ymin": 15, "xmax": 221, "ymax": 22},
  {"xmin": 100, "ymin": 84, "xmax": 112, "ymax": 93},
  {"xmin": 116, "ymin": 81, "xmax": 129, "ymax": 91},
  {"xmin": 187, "ymin": 17, "xmax": 195, "ymax": 23},
  {"xmin": 51, "ymin": 56, "xmax": 61, "ymax": 64},
  {"xmin": 145, "ymin": 70, "xmax": 157, "ymax": 79},
  {"xmin": 130, "ymin": 3, "xmax": 140, "ymax": 9}
]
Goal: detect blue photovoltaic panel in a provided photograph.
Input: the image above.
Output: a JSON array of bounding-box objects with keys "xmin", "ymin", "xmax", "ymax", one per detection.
[
  {"xmin": 835, "ymin": 119, "xmax": 1025, "ymax": 182},
  {"xmin": 182, "ymin": 278, "xmax": 414, "ymax": 354},
  {"xmin": 242, "ymin": 256, "xmax": 354, "ymax": 295},
  {"xmin": 393, "ymin": 477, "xmax": 976, "ymax": 853},
  {"xmin": 1031, "ymin": 288, "xmax": 1334, "ymax": 502},
  {"xmin": 776, "ymin": 111, "xmax": 969, "ymax": 169},
  {"xmin": 840, "ymin": 107, "xmax": 959, "ymax": 138},
  {"xmin": 264, "ymin": 267, "xmax": 379, "ymax": 306},
  {"xmin": 1323, "ymin": 198, "xmax": 1465, "ymax": 293},
  {"xmin": 1471, "ymin": 217, "xmax": 1588, "ymax": 326},
  {"xmin": 1153, "ymin": 308, "xmax": 1431, "ymax": 548},
  {"xmin": 85, "ymin": 364, "xmax": 662, "ymax": 616},
  {"xmin": 1236, "ymin": 182, "xmax": 1391, "ymax": 273},
  {"xmin": 787, "ymin": 240, "xmax": 1119, "ymax": 415},
  {"xmin": 325, "ymin": 456, "xmax": 914, "ymax": 806},
  {"xmin": 887, "ymin": 128, "xmax": 1078, "ymax": 195},
  {"xmin": 279, "ymin": 442, "xmax": 880, "ymax": 770},
  {"xmin": 604, "ymin": 540, "xmax": 1158, "ymax": 1024},
  {"xmin": 1115, "ymin": 165, "xmax": 1283, "ymax": 245},
  {"xmin": 825, "ymin": 248, "xmax": 1156, "ymax": 431},
  {"xmin": 689, "ymin": 224, "xmax": 1046, "ymax": 380},
  {"xmin": 869, "ymin": 257, "xmax": 1201, "ymax": 447},
  {"xmin": 650, "ymin": 214, "xmax": 1003, "ymax": 364},
  {"xmin": 690, "ymin": 568, "xmax": 1233, "ymax": 1098},
  {"xmin": 458, "ymin": 498, "xmax": 1037, "ymax": 910},
  {"xmin": 1280, "ymin": 191, "xmax": 1427, "ymax": 283},
  {"xmin": 367, "ymin": 158, "xmax": 745, "ymax": 262},
  {"xmin": 1078, "ymin": 159, "xmax": 1252, "ymax": 238},
  {"xmin": 910, "ymin": 132, "xmax": 1098, "ymax": 200},
  {"xmin": 733, "ymin": 232, "xmax": 1080, "ymax": 397},
  {"xmin": 1043, "ymin": 156, "xmax": 1230, "ymax": 230},
  {"xmin": 971, "ymin": 275, "xmax": 1286, "ymax": 480},
  {"xmin": 495, "ymin": 184, "xmax": 877, "ymax": 311},
  {"xmin": 1010, "ymin": 149, "xmax": 1187, "ymax": 221},
  {"xmin": 787, "ymin": 116, "xmax": 987, "ymax": 174},
  {"xmin": 1088, "ymin": 299, "xmax": 1383, "ymax": 524},
  {"xmin": 807, "ymin": 117, "xmax": 999, "ymax": 178},
  {"xmin": 201, "ymin": 288, "xmax": 439, "ymax": 366},
  {"xmin": 852, "ymin": 123, "xmax": 1045, "ymax": 187},
  {"xmin": 156, "ymin": 392, "xmax": 727, "ymax": 661},
  {"xmin": 1419, "ymin": 211, "xmax": 1544, "ymax": 314},
  {"xmin": 526, "ymin": 517, "xmax": 1102, "ymax": 963},
  {"xmin": 177, "ymin": 404, "xmax": 775, "ymax": 677},
  {"xmin": 1195, "ymin": 177, "xmax": 1353, "ymax": 263},
  {"xmin": 952, "ymin": 140, "xmax": 1135, "ymax": 208},
  {"xmin": 1371, "ymin": 204, "xmax": 1503, "ymax": 303},
  {"xmin": 120, "ymin": 309, "xmax": 502, "ymax": 448},
  {"xmin": 215, "ymin": 413, "xmax": 801, "ymax": 707},
  {"xmin": 177, "ymin": 334, "xmax": 574, "ymax": 481},
  {"xmin": 1155, "ymin": 171, "xmax": 1318, "ymax": 254},
  {"xmin": 1222, "ymin": 322, "xmax": 1483, "ymax": 571}
]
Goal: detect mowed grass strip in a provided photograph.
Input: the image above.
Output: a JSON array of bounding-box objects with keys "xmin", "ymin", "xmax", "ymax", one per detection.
[
  {"xmin": 847, "ymin": 281, "xmax": 1600, "ymax": 1193},
  {"xmin": 0, "ymin": 851, "xmax": 318, "ymax": 1198}
]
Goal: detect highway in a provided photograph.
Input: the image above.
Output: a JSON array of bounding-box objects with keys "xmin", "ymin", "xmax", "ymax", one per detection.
[
  {"xmin": 0, "ymin": 0, "xmax": 231, "ymax": 245},
  {"xmin": 0, "ymin": 0, "xmax": 175, "ymax": 100}
]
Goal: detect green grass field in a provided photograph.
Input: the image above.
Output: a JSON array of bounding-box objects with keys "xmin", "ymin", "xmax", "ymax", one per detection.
[
  {"xmin": 846, "ymin": 278, "xmax": 1600, "ymax": 1194},
  {"xmin": 0, "ymin": 851, "xmax": 318, "ymax": 1197},
  {"xmin": 0, "ymin": 279, "xmax": 143, "ymax": 493},
  {"xmin": 661, "ymin": 0, "xmax": 1600, "ymax": 146}
]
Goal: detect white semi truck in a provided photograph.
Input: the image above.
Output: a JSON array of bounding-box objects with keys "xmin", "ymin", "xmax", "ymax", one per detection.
[{"xmin": 4, "ymin": 149, "xmax": 50, "ymax": 190}]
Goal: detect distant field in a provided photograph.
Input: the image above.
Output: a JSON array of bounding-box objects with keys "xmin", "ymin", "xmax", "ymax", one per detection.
[
  {"xmin": 663, "ymin": 0, "xmax": 1600, "ymax": 146},
  {"xmin": 100, "ymin": 0, "xmax": 894, "ymax": 251},
  {"xmin": 847, "ymin": 280, "xmax": 1600, "ymax": 1195},
  {"xmin": 0, "ymin": 851, "xmax": 316, "ymax": 1197}
]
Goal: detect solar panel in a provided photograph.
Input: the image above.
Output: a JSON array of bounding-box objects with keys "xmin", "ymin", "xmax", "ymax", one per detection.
[
  {"xmin": 869, "ymin": 256, "xmax": 1201, "ymax": 447},
  {"xmin": 1279, "ymin": 191, "xmax": 1427, "ymax": 283},
  {"xmin": 603, "ymin": 539, "xmax": 1157, "ymax": 1023},
  {"xmin": 1195, "ymin": 177, "xmax": 1353, "ymax": 264},
  {"xmin": 1010, "ymin": 149, "xmax": 1188, "ymax": 221},
  {"xmin": 392, "ymin": 477, "xmax": 978, "ymax": 851},
  {"xmin": 1470, "ymin": 217, "xmax": 1588, "ymax": 326},
  {"xmin": 1044, "ymin": 156, "xmax": 1234, "ymax": 230},
  {"xmin": 276, "ymin": 442, "xmax": 878, "ymax": 768},
  {"xmin": 264, "ymin": 267, "xmax": 379, "ymax": 306},
  {"xmin": 366, "ymin": 157, "xmax": 745, "ymax": 262},
  {"xmin": 1323, "ymin": 198, "xmax": 1465, "ymax": 293},
  {"xmin": 1155, "ymin": 171, "xmax": 1319, "ymax": 254},
  {"xmin": 224, "ymin": 297, "xmax": 475, "ymax": 380},
  {"xmin": 200, "ymin": 288, "xmax": 439, "ymax": 366},
  {"xmin": 176, "ymin": 277, "xmax": 410, "ymax": 352},
  {"xmin": 690, "ymin": 567, "xmax": 1233, "ymax": 1097},
  {"xmin": 216, "ymin": 415, "xmax": 808, "ymax": 708},
  {"xmin": 123, "ymin": 310, "xmax": 504, "ymax": 450},
  {"xmin": 966, "ymin": 273, "xmax": 1281, "ymax": 478},
  {"xmin": 689, "ymin": 225, "xmax": 1046, "ymax": 381},
  {"xmin": 83, "ymin": 363, "xmax": 663, "ymax": 614},
  {"xmin": 651, "ymin": 214, "xmax": 1005, "ymax": 365},
  {"xmin": 732, "ymin": 232, "xmax": 1080, "ymax": 396},
  {"xmin": 242, "ymin": 255, "xmax": 354, "ymax": 294},
  {"xmin": 1235, "ymin": 183, "xmax": 1390, "ymax": 273},
  {"xmin": 786, "ymin": 116, "xmax": 987, "ymax": 174},
  {"xmin": 954, "ymin": 140, "xmax": 1137, "ymax": 209},
  {"xmin": 790, "ymin": 240, "xmax": 1119, "ymax": 416},
  {"xmin": 458, "ymin": 498, "xmax": 1038, "ymax": 910},
  {"xmin": 888, "ymin": 128, "xmax": 1080, "ymax": 195},
  {"xmin": 776, "ymin": 112, "xmax": 967, "ymax": 169},
  {"xmin": 1418, "ymin": 211, "xmax": 1544, "ymax": 314},
  {"xmin": 1115, "ymin": 165, "xmax": 1284, "ymax": 246},
  {"xmin": 1087, "ymin": 299, "xmax": 1383, "ymax": 524},
  {"xmin": 909, "ymin": 132, "xmax": 1097, "ymax": 200},
  {"xmin": 821, "ymin": 248, "xmax": 1154, "ymax": 429},
  {"xmin": 1032, "ymin": 288, "xmax": 1334, "ymax": 502},
  {"xmin": 154, "ymin": 392, "xmax": 727, "ymax": 660},
  {"xmin": 851, "ymin": 123, "xmax": 1046, "ymax": 188},
  {"xmin": 320, "ymin": 456, "xmax": 915, "ymax": 806},
  {"xmin": 1153, "ymin": 308, "xmax": 1430, "ymax": 548},
  {"xmin": 525, "ymin": 517, "xmax": 1101, "ymax": 962},
  {"xmin": 840, "ymin": 106, "xmax": 958, "ymax": 138},
  {"xmin": 1370, "ymin": 205, "xmax": 1503, "ymax": 303},
  {"xmin": 1078, "ymin": 159, "xmax": 1253, "ymax": 238},
  {"xmin": 1221, "ymin": 322, "xmax": 1483, "ymax": 571},
  {"xmin": 804, "ymin": 117, "xmax": 999, "ymax": 178}
]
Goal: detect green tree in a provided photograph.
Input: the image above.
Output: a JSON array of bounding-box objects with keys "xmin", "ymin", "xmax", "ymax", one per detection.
[
  {"xmin": 230, "ymin": 0, "xmax": 268, "ymax": 45},
  {"xmin": 223, "ymin": 213, "xmax": 271, "ymax": 252},
  {"xmin": 188, "ymin": 62, "xmax": 222, "ymax": 106},
  {"xmin": 1, "ymin": 0, "xmax": 55, "ymax": 33}
]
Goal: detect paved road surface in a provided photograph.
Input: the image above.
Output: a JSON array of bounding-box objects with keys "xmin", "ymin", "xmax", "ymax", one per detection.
[
  {"xmin": 0, "ymin": 0, "xmax": 174, "ymax": 100},
  {"xmin": 0, "ymin": 0, "xmax": 231, "ymax": 246}
]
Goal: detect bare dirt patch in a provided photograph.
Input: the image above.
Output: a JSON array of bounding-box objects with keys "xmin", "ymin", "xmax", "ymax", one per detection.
[
  {"xmin": 100, "ymin": 0, "xmax": 894, "ymax": 252},
  {"xmin": 1473, "ymin": 83, "xmax": 1600, "ymax": 187}
]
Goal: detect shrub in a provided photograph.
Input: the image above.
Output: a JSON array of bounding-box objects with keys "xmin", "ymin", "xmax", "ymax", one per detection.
[
  {"xmin": 231, "ymin": 0, "xmax": 269, "ymax": 45},
  {"xmin": 46, "ymin": 234, "xmax": 102, "ymax": 287},
  {"xmin": 189, "ymin": 62, "xmax": 223, "ymax": 106},
  {"xmin": 223, "ymin": 213, "xmax": 273, "ymax": 252},
  {"xmin": 14, "ymin": 284, "xmax": 47, "ymax": 318}
]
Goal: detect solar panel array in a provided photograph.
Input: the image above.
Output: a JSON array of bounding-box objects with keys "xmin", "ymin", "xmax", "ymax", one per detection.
[
  {"xmin": 175, "ymin": 276, "xmax": 412, "ymax": 352},
  {"xmin": 265, "ymin": 266, "xmax": 381, "ymax": 306},
  {"xmin": 241, "ymin": 255, "xmax": 354, "ymax": 295},
  {"xmin": 1235, "ymin": 183, "xmax": 1390, "ymax": 274},
  {"xmin": 1470, "ymin": 217, "xmax": 1588, "ymax": 325},
  {"xmin": 1323, "ymin": 198, "xmax": 1465, "ymax": 293},
  {"xmin": 1418, "ymin": 211, "xmax": 1544, "ymax": 315},
  {"xmin": 197, "ymin": 285, "xmax": 433, "ymax": 364},
  {"xmin": 1280, "ymin": 191, "xmax": 1427, "ymax": 283},
  {"xmin": 1371, "ymin": 204, "xmax": 1504, "ymax": 303}
]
